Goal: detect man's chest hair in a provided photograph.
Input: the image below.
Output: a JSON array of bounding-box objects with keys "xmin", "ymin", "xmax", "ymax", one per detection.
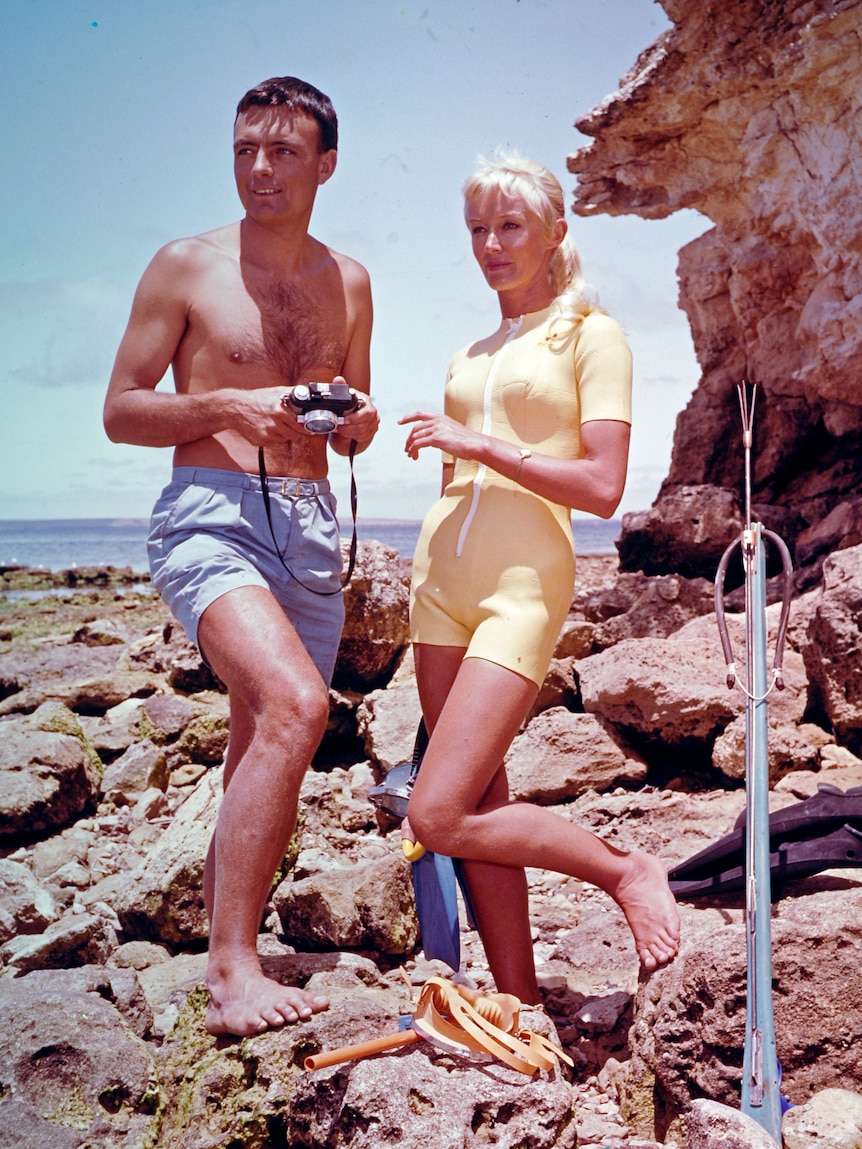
[{"xmin": 216, "ymin": 272, "xmax": 348, "ymax": 385}]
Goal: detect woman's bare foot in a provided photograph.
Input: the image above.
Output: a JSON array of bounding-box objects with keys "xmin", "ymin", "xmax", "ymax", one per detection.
[
  {"xmin": 206, "ymin": 960, "xmax": 329, "ymax": 1037},
  {"xmin": 610, "ymin": 851, "xmax": 680, "ymax": 972}
]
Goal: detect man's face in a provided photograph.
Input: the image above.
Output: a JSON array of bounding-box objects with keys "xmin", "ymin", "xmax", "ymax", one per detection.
[{"xmin": 233, "ymin": 109, "xmax": 336, "ymax": 224}]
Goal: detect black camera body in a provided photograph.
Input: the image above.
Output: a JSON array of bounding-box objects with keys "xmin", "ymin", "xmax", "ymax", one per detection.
[{"xmin": 284, "ymin": 381, "xmax": 360, "ymax": 435}]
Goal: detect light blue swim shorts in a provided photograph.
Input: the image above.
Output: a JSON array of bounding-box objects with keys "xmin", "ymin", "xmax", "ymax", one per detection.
[{"xmin": 147, "ymin": 466, "xmax": 345, "ymax": 685}]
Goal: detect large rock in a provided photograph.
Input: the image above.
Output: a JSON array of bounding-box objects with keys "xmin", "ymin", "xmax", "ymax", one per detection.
[
  {"xmin": 0, "ymin": 723, "xmax": 101, "ymax": 840},
  {"xmin": 575, "ymin": 615, "xmax": 740, "ymax": 759},
  {"xmin": 667, "ymin": 1099, "xmax": 783, "ymax": 1149},
  {"xmin": 1, "ymin": 910, "xmax": 117, "ymax": 974},
  {"xmin": 617, "ymin": 486, "xmax": 743, "ymax": 582},
  {"xmin": 356, "ymin": 652, "xmax": 423, "ymax": 772},
  {"xmin": 0, "ymin": 967, "xmax": 158, "ymax": 1148},
  {"xmin": 783, "ymin": 1087, "xmax": 862, "ymax": 1149},
  {"xmin": 99, "ymin": 738, "xmax": 169, "ymax": 805},
  {"xmin": 107, "ymin": 769, "xmax": 222, "ymax": 945},
  {"xmin": 154, "ymin": 953, "xmax": 576, "ymax": 1149},
  {"xmin": 569, "ymin": 0, "xmax": 862, "ymax": 579},
  {"xmin": 335, "ymin": 539, "xmax": 410, "ymax": 690},
  {"xmin": 0, "ymin": 859, "xmax": 57, "ymax": 943},
  {"xmin": 588, "ymin": 571, "xmax": 716, "ymax": 648},
  {"xmin": 0, "ymin": 641, "xmax": 126, "ymax": 718},
  {"xmin": 803, "ymin": 544, "xmax": 862, "ymax": 752},
  {"xmin": 576, "ymin": 607, "xmax": 812, "ymax": 771},
  {"xmin": 622, "ymin": 885, "xmax": 862, "ymax": 1136},
  {"xmin": 273, "ymin": 851, "xmax": 418, "ymax": 955},
  {"xmin": 506, "ymin": 708, "xmax": 648, "ymax": 801}
]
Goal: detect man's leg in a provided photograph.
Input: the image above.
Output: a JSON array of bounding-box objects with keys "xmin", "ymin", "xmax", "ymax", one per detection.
[{"xmin": 198, "ymin": 584, "xmax": 331, "ymax": 1037}]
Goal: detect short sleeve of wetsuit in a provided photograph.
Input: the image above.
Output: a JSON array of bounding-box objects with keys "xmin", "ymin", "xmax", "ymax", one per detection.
[{"xmin": 575, "ymin": 313, "xmax": 633, "ymax": 425}]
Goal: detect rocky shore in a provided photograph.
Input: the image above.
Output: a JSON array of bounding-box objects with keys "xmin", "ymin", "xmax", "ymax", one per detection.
[{"xmin": 2, "ymin": 537, "xmax": 862, "ymax": 1148}]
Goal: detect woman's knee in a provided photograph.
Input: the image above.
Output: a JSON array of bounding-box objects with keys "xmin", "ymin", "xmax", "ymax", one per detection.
[{"xmin": 408, "ymin": 796, "xmax": 463, "ymax": 856}]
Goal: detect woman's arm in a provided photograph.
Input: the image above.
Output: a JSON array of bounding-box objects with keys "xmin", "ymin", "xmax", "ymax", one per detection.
[{"xmin": 399, "ymin": 413, "xmax": 630, "ymax": 519}]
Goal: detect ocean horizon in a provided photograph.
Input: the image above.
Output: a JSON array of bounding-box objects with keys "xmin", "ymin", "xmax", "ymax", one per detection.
[{"xmin": 0, "ymin": 516, "xmax": 622, "ymax": 573}]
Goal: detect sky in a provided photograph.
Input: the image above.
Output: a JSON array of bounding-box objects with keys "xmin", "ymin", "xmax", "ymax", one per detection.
[{"xmin": 0, "ymin": 0, "xmax": 707, "ymax": 524}]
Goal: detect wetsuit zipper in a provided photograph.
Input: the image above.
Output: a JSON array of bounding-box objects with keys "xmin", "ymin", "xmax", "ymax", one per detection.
[{"xmin": 455, "ymin": 314, "xmax": 524, "ymax": 557}]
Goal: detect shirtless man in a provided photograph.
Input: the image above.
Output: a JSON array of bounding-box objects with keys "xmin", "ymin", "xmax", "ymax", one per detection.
[{"xmin": 104, "ymin": 77, "xmax": 379, "ymax": 1037}]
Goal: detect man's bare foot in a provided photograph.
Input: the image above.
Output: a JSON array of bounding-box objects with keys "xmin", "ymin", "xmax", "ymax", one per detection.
[
  {"xmin": 206, "ymin": 960, "xmax": 329, "ymax": 1037},
  {"xmin": 611, "ymin": 851, "xmax": 681, "ymax": 972}
]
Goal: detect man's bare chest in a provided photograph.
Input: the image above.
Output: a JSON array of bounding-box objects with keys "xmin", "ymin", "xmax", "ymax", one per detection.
[{"xmin": 194, "ymin": 262, "xmax": 349, "ymax": 385}]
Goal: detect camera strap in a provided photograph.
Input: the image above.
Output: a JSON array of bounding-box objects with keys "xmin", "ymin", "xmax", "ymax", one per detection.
[{"xmin": 257, "ymin": 441, "xmax": 358, "ymax": 595}]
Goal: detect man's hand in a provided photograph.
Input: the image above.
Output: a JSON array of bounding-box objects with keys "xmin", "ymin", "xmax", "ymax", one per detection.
[
  {"xmin": 227, "ymin": 385, "xmax": 309, "ymax": 446},
  {"xmin": 330, "ymin": 377, "xmax": 379, "ymax": 454}
]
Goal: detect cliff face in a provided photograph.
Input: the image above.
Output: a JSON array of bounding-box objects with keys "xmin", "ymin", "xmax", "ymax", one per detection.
[{"xmin": 569, "ymin": 0, "xmax": 862, "ymax": 577}]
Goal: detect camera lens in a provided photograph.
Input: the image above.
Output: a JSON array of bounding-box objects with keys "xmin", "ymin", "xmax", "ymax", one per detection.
[{"xmin": 304, "ymin": 412, "xmax": 338, "ymax": 434}]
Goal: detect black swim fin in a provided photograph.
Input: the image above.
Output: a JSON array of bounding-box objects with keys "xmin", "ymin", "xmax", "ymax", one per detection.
[{"xmin": 668, "ymin": 783, "xmax": 862, "ymax": 898}]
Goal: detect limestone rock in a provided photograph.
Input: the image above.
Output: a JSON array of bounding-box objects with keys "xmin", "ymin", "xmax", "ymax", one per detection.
[
  {"xmin": 783, "ymin": 1087, "xmax": 862, "ymax": 1149},
  {"xmin": 72, "ymin": 616, "xmax": 129, "ymax": 646},
  {"xmin": 667, "ymin": 1098, "xmax": 782, "ymax": 1148},
  {"xmin": 554, "ymin": 618, "xmax": 598, "ymax": 659},
  {"xmin": 617, "ymin": 486, "xmax": 743, "ymax": 582},
  {"xmin": 356, "ymin": 656, "xmax": 423, "ymax": 771},
  {"xmin": 569, "ymin": 0, "xmax": 862, "ymax": 580},
  {"xmin": 0, "ymin": 859, "xmax": 57, "ymax": 943},
  {"xmin": 803, "ymin": 544, "xmax": 862, "ymax": 752},
  {"xmin": 0, "ymin": 640, "xmax": 123, "ymax": 717},
  {"xmin": 124, "ymin": 619, "xmax": 224, "ymax": 693},
  {"xmin": 530, "ymin": 655, "xmax": 579, "ymax": 715},
  {"xmin": 100, "ymin": 738, "xmax": 169, "ymax": 805},
  {"xmin": 575, "ymin": 618, "xmax": 739, "ymax": 756},
  {"xmin": 796, "ymin": 495, "xmax": 862, "ymax": 587},
  {"xmin": 0, "ymin": 968, "xmax": 158, "ymax": 1148},
  {"xmin": 335, "ymin": 539, "xmax": 410, "ymax": 690},
  {"xmin": 0, "ymin": 725, "xmax": 101, "ymax": 839},
  {"xmin": 150, "ymin": 952, "xmax": 576, "ymax": 1149},
  {"xmin": 293, "ymin": 1043, "xmax": 576, "ymax": 1149},
  {"xmin": 79, "ymin": 697, "xmax": 146, "ymax": 762},
  {"xmin": 273, "ymin": 851, "xmax": 418, "ymax": 955},
  {"xmin": 577, "ymin": 608, "xmax": 809, "ymax": 767},
  {"xmin": 1, "ymin": 910, "xmax": 117, "ymax": 975},
  {"xmin": 590, "ymin": 571, "xmax": 716, "ymax": 648},
  {"xmin": 712, "ymin": 716, "xmax": 832, "ymax": 783},
  {"xmin": 623, "ymin": 886, "xmax": 862, "ymax": 1134},
  {"xmin": 108, "ymin": 770, "xmax": 222, "ymax": 945},
  {"xmin": 506, "ymin": 708, "xmax": 648, "ymax": 801}
]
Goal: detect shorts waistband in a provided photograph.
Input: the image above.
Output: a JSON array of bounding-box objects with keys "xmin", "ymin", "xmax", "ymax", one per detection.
[{"xmin": 170, "ymin": 466, "xmax": 331, "ymax": 497}]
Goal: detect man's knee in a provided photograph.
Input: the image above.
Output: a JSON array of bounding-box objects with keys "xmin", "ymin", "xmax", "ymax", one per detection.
[{"xmin": 275, "ymin": 672, "xmax": 331, "ymax": 733}]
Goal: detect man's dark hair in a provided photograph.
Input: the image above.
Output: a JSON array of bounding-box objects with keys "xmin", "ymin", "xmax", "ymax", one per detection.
[{"xmin": 236, "ymin": 76, "xmax": 338, "ymax": 152}]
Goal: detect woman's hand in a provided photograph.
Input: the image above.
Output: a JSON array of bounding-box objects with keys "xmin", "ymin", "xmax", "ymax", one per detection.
[{"xmin": 399, "ymin": 411, "xmax": 484, "ymax": 461}]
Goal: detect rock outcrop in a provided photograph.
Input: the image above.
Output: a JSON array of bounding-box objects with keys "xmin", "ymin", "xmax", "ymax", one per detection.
[{"xmin": 569, "ymin": 0, "xmax": 862, "ymax": 583}]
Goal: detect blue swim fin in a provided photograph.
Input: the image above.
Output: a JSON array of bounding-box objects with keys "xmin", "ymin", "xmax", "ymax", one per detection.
[{"xmin": 411, "ymin": 851, "xmax": 460, "ymax": 970}]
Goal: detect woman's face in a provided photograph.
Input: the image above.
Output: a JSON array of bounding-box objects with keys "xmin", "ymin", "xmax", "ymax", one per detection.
[{"xmin": 465, "ymin": 189, "xmax": 562, "ymax": 306}]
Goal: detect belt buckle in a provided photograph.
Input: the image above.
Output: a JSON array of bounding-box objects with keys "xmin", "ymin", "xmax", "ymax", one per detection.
[{"xmin": 280, "ymin": 479, "xmax": 304, "ymax": 498}]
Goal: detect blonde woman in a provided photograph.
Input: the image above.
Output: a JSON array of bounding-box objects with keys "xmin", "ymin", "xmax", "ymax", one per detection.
[{"xmin": 400, "ymin": 156, "xmax": 679, "ymax": 1013}]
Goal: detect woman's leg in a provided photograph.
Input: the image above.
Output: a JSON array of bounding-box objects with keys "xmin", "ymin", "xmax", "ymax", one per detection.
[
  {"xmin": 409, "ymin": 653, "xmax": 680, "ymax": 971},
  {"xmin": 412, "ymin": 644, "xmax": 542, "ymax": 1001}
]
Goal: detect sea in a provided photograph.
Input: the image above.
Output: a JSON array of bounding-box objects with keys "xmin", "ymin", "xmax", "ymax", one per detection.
[{"xmin": 0, "ymin": 516, "xmax": 622, "ymax": 573}]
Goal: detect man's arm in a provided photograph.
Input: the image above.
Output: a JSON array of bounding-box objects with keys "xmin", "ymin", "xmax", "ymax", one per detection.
[
  {"xmin": 328, "ymin": 259, "xmax": 378, "ymax": 456},
  {"xmin": 103, "ymin": 241, "xmax": 296, "ymax": 449}
]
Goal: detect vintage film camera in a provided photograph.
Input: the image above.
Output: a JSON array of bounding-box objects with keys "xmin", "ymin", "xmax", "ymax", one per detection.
[{"xmin": 283, "ymin": 381, "xmax": 360, "ymax": 435}]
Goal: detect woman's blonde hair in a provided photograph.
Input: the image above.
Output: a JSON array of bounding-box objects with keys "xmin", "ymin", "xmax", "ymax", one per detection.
[{"xmin": 462, "ymin": 153, "xmax": 600, "ymax": 332}]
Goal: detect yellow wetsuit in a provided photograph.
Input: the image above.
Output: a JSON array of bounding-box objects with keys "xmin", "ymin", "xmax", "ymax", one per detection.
[{"xmin": 409, "ymin": 303, "xmax": 632, "ymax": 687}]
